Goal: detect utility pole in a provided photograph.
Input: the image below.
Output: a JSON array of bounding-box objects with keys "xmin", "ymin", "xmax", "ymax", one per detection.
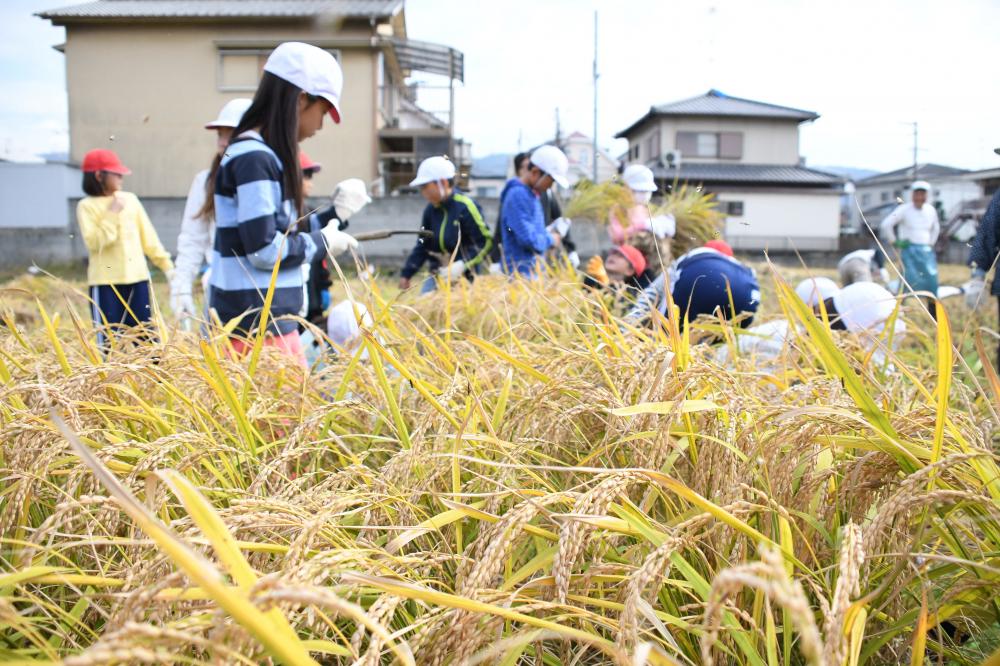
[
  {"xmin": 592, "ymin": 10, "xmax": 599, "ymax": 182},
  {"xmin": 911, "ymin": 121, "xmax": 918, "ymax": 180},
  {"xmin": 555, "ymin": 107, "xmax": 562, "ymax": 147}
]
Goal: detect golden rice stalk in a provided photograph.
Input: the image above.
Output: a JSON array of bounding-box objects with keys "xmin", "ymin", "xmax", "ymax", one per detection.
[
  {"xmin": 562, "ymin": 179, "xmax": 635, "ymax": 226},
  {"xmin": 651, "ymin": 183, "xmax": 724, "ymax": 256}
]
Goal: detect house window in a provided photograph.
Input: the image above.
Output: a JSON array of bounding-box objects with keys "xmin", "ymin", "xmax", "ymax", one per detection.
[
  {"xmin": 720, "ymin": 200, "xmax": 744, "ymax": 216},
  {"xmin": 676, "ymin": 132, "xmax": 743, "ymax": 159},
  {"xmin": 880, "ymin": 191, "xmax": 890, "ymax": 203},
  {"xmin": 631, "ymin": 143, "xmax": 640, "ymax": 161},
  {"xmin": 645, "ymin": 132, "xmax": 661, "ymax": 163},
  {"xmin": 475, "ymin": 186, "xmax": 499, "ymax": 198},
  {"xmin": 217, "ymin": 47, "xmax": 340, "ymax": 91},
  {"xmin": 861, "ymin": 193, "xmax": 871, "ymax": 207}
]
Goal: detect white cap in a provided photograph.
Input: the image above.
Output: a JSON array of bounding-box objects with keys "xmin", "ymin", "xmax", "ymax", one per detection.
[
  {"xmin": 911, "ymin": 180, "xmax": 931, "ymax": 192},
  {"xmin": 205, "ymin": 98, "xmax": 252, "ymax": 129},
  {"xmin": 622, "ymin": 164, "xmax": 657, "ymax": 192},
  {"xmin": 327, "ymin": 300, "xmax": 372, "ymax": 349},
  {"xmin": 831, "ymin": 282, "xmax": 900, "ymax": 334},
  {"xmin": 263, "ymin": 42, "xmax": 343, "ymax": 123},
  {"xmin": 529, "ymin": 145, "xmax": 570, "ymax": 188},
  {"xmin": 794, "ymin": 277, "xmax": 840, "ymax": 307},
  {"xmin": 409, "ymin": 155, "xmax": 456, "ymax": 187}
]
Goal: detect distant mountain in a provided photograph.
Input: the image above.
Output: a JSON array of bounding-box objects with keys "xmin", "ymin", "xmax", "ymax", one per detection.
[
  {"xmin": 813, "ymin": 165, "xmax": 879, "ymax": 181},
  {"xmin": 471, "ymin": 153, "xmax": 511, "ymax": 179},
  {"xmin": 40, "ymin": 151, "xmax": 70, "ymax": 163}
]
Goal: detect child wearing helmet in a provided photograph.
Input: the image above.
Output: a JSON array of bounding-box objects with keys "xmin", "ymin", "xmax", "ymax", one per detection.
[
  {"xmin": 168, "ymin": 98, "xmax": 252, "ymax": 324},
  {"xmin": 207, "ymin": 42, "xmax": 361, "ymax": 365},
  {"xmin": 500, "ymin": 145, "xmax": 571, "ymax": 277},
  {"xmin": 399, "ymin": 156, "xmax": 493, "ymax": 293},
  {"xmin": 609, "ymin": 164, "xmax": 675, "ymax": 275}
]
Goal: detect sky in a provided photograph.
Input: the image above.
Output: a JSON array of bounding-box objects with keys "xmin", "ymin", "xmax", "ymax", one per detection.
[{"xmin": 3, "ymin": 0, "xmax": 999, "ymax": 172}]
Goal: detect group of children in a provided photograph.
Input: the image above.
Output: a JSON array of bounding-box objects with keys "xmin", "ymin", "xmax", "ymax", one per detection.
[
  {"xmin": 76, "ymin": 39, "xmax": 909, "ymax": 370},
  {"xmin": 78, "ymin": 42, "xmax": 362, "ymax": 364}
]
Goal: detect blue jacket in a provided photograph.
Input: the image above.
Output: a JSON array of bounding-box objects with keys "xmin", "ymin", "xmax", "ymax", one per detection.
[
  {"xmin": 969, "ymin": 190, "xmax": 1000, "ymax": 296},
  {"xmin": 665, "ymin": 248, "xmax": 760, "ymax": 329},
  {"xmin": 208, "ymin": 132, "xmax": 328, "ymax": 336},
  {"xmin": 401, "ymin": 191, "xmax": 492, "ymax": 279},
  {"xmin": 500, "ymin": 179, "xmax": 553, "ymax": 276}
]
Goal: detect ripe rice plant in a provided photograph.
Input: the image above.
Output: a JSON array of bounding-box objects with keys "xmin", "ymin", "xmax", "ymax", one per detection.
[{"xmin": 1, "ymin": 264, "xmax": 999, "ymax": 665}]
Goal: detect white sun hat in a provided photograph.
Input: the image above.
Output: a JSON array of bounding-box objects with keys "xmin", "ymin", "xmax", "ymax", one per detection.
[
  {"xmin": 794, "ymin": 276, "xmax": 840, "ymax": 307},
  {"xmin": 622, "ymin": 164, "xmax": 657, "ymax": 192},
  {"xmin": 410, "ymin": 156, "xmax": 456, "ymax": 187},
  {"xmin": 205, "ymin": 98, "xmax": 252, "ymax": 129},
  {"xmin": 831, "ymin": 281, "xmax": 900, "ymax": 334},
  {"xmin": 264, "ymin": 42, "xmax": 344, "ymax": 123},
  {"xmin": 327, "ymin": 300, "xmax": 372, "ymax": 350},
  {"xmin": 529, "ymin": 145, "xmax": 570, "ymax": 188}
]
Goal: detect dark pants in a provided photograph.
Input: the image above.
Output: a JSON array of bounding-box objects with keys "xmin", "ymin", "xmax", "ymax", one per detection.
[{"xmin": 90, "ymin": 281, "xmax": 152, "ymax": 350}]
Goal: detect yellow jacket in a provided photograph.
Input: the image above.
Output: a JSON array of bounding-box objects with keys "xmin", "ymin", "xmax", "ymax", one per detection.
[{"xmin": 77, "ymin": 192, "xmax": 174, "ymax": 285}]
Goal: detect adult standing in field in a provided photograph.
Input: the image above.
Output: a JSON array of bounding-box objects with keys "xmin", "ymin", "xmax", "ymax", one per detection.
[
  {"xmin": 879, "ymin": 181, "xmax": 940, "ymax": 306},
  {"xmin": 77, "ymin": 149, "xmax": 174, "ymax": 350},
  {"xmin": 398, "ymin": 156, "xmax": 493, "ymax": 293},
  {"xmin": 208, "ymin": 41, "xmax": 359, "ymax": 365},
  {"xmin": 965, "ymin": 154, "xmax": 1000, "ymax": 366},
  {"xmin": 500, "ymin": 145, "xmax": 571, "ymax": 277},
  {"xmin": 169, "ymin": 98, "xmax": 252, "ymax": 325}
]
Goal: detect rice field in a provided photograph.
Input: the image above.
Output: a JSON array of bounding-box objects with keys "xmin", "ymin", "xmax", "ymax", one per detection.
[{"xmin": 1, "ymin": 259, "xmax": 999, "ymax": 665}]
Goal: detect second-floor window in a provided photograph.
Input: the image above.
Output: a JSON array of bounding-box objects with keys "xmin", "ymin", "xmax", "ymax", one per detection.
[
  {"xmin": 676, "ymin": 131, "xmax": 743, "ymax": 159},
  {"xmin": 217, "ymin": 47, "xmax": 340, "ymax": 92}
]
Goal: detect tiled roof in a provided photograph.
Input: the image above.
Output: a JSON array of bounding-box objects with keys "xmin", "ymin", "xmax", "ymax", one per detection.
[
  {"xmin": 616, "ymin": 89, "xmax": 818, "ymax": 138},
  {"xmin": 855, "ymin": 163, "xmax": 969, "ymax": 186},
  {"xmin": 654, "ymin": 89, "xmax": 818, "ymax": 120},
  {"xmin": 38, "ymin": 0, "xmax": 402, "ymax": 20},
  {"xmin": 650, "ymin": 162, "xmax": 844, "ymax": 187}
]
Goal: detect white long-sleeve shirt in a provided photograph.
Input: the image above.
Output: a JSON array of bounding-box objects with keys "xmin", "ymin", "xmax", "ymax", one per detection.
[
  {"xmin": 170, "ymin": 169, "xmax": 215, "ymax": 295},
  {"xmin": 879, "ymin": 202, "xmax": 939, "ymax": 246}
]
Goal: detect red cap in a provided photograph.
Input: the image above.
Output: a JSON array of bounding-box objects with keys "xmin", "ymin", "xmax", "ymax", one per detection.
[
  {"xmin": 81, "ymin": 149, "xmax": 131, "ymax": 175},
  {"xmin": 704, "ymin": 239, "xmax": 734, "ymax": 257},
  {"xmin": 611, "ymin": 244, "xmax": 647, "ymax": 276},
  {"xmin": 299, "ymin": 151, "xmax": 322, "ymax": 173}
]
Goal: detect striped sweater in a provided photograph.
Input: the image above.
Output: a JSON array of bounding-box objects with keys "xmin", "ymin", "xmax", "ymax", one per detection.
[{"xmin": 208, "ymin": 131, "xmax": 327, "ymax": 336}]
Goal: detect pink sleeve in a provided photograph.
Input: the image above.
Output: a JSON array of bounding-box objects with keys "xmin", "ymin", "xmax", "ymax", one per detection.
[{"xmin": 608, "ymin": 211, "xmax": 625, "ymax": 244}]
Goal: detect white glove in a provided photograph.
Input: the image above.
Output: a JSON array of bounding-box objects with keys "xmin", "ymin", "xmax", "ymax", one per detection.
[
  {"xmin": 488, "ymin": 262, "xmax": 503, "ymax": 275},
  {"xmin": 321, "ymin": 227, "xmax": 358, "ymax": 256},
  {"xmin": 964, "ymin": 276, "xmax": 986, "ymax": 309},
  {"xmin": 332, "ymin": 178, "xmax": 372, "ymax": 221},
  {"xmin": 547, "ymin": 216, "xmax": 572, "ymax": 238},
  {"xmin": 444, "ymin": 259, "xmax": 466, "ymax": 281},
  {"xmin": 650, "ymin": 214, "xmax": 676, "ymax": 239},
  {"xmin": 878, "ymin": 267, "xmax": 890, "ymax": 283},
  {"xmin": 299, "ymin": 263, "xmax": 312, "ymax": 318},
  {"xmin": 567, "ymin": 251, "xmax": 580, "ymax": 268},
  {"xmin": 169, "ymin": 289, "xmax": 196, "ymax": 318}
]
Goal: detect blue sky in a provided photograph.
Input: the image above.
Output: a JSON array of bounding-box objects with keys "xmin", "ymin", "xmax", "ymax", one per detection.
[{"xmin": 4, "ymin": 0, "xmax": 999, "ymax": 172}]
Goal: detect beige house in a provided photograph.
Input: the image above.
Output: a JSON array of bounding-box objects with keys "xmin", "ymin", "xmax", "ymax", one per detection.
[
  {"xmin": 38, "ymin": 0, "xmax": 466, "ymax": 200},
  {"xmin": 616, "ymin": 89, "xmax": 844, "ymax": 251}
]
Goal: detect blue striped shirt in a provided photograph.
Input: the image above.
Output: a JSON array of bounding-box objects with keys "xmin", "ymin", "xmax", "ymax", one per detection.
[{"xmin": 208, "ymin": 132, "xmax": 325, "ymax": 335}]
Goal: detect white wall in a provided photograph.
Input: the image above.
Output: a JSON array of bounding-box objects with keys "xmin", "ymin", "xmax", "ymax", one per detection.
[
  {"xmin": 0, "ymin": 162, "xmax": 83, "ymax": 229},
  {"xmin": 628, "ymin": 117, "xmax": 802, "ymax": 166},
  {"xmin": 718, "ymin": 190, "xmax": 841, "ymax": 250}
]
